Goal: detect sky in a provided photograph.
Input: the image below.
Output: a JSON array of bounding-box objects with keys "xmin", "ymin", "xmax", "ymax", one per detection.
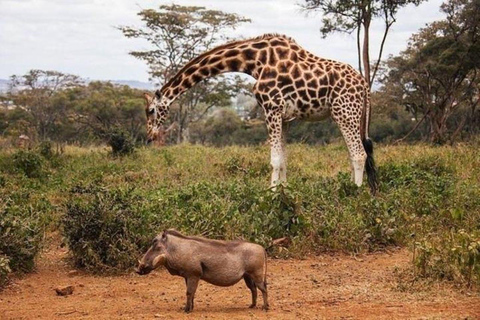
[{"xmin": 0, "ymin": 0, "xmax": 445, "ymax": 83}]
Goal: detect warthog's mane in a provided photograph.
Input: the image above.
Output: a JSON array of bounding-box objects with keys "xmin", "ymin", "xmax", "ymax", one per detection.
[{"xmin": 164, "ymin": 229, "xmax": 244, "ymax": 248}]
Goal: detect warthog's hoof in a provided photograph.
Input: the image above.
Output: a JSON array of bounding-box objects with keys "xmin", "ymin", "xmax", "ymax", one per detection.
[
  {"xmin": 249, "ymin": 304, "xmax": 256, "ymax": 309},
  {"xmin": 262, "ymin": 304, "xmax": 270, "ymax": 311}
]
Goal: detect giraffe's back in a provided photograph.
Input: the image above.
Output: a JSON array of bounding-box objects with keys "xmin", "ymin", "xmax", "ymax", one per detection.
[{"xmin": 253, "ymin": 35, "xmax": 367, "ymax": 122}]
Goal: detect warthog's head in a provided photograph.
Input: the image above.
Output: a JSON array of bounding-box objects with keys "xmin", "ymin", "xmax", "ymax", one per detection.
[{"xmin": 136, "ymin": 232, "xmax": 167, "ymax": 275}]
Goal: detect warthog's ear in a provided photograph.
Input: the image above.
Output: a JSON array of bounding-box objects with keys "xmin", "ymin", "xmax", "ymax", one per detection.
[
  {"xmin": 152, "ymin": 254, "xmax": 166, "ymax": 269},
  {"xmin": 143, "ymin": 92, "xmax": 153, "ymax": 105}
]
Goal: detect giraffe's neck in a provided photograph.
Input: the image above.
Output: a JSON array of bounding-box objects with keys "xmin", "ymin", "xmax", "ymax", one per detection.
[{"xmin": 160, "ymin": 39, "xmax": 267, "ymax": 102}]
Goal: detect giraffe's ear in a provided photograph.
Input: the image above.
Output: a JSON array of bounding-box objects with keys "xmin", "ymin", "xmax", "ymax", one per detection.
[{"xmin": 143, "ymin": 92, "xmax": 154, "ymax": 105}]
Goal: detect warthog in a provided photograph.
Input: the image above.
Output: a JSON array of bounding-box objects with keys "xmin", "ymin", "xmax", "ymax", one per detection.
[{"xmin": 136, "ymin": 229, "xmax": 269, "ymax": 313}]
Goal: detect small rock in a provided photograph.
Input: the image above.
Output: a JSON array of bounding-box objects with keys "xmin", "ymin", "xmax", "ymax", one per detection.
[
  {"xmin": 55, "ymin": 285, "xmax": 74, "ymax": 296},
  {"xmin": 68, "ymin": 270, "xmax": 79, "ymax": 276}
]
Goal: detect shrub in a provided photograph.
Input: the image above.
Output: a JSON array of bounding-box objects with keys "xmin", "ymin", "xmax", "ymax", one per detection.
[
  {"xmin": 147, "ymin": 181, "xmax": 308, "ymax": 248},
  {"xmin": 12, "ymin": 150, "xmax": 44, "ymax": 178},
  {"xmin": 106, "ymin": 128, "xmax": 135, "ymax": 157},
  {"xmin": 415, "ymin": 230, "xmax": 480, "ymax": 288},
  {"xmin": 62, "ymin": 185, "xmax": 156, "ymax": 273},
  {"xmin": 0, "ymin": 198, "xmax": 44, "ymax": 277},
  {"xmin": 0, "ymin": 255, "xmax": 11, "ymax": 287},
  {"xmin": 37, "ymin": 140, "xmax": 54, "ymax": 159}
]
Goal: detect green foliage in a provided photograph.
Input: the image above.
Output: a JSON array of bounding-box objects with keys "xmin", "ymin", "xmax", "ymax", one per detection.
[
  {"xmin": 0, "ymin": 196, "xmax": 45, "ymax": 277},
  {"xmin": 106, "ymin": 128, "xmax": 136, "ymax": 157},
  {"xmin": 72, "ymin": 81, "xmax": 146, "ymax": 144},
  {"xmin": 0, "ymin": 255, "xmax": 11, "ymax": 287},
  {"xmin": 415, "ymin": 230, "xmax": 480, "ymax": 287},
  {"xmin": 382, "ymin": 0, "xmax": 480, "ymax": 144},
  {"xmin": 12, "ymin": 150, "xmax": 44, "ymax": 178},
  {"xmin": 1, "ymin": 143, "xmax": 479, "ymax": 291},
  {"xmin": 8, "ymin": 70, "xmax": 81, "ymax": 142},
  {"xmin": 37, "ymin": 140, "xmax": 54, "ymax": 159},
  {"xmin": 62, "ymin": 185, "xmax": 156, "ymax": 273}
]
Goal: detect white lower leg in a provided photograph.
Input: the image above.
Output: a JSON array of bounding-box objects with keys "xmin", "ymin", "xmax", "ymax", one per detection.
[
  {"xmin": 270, "ymin": 149, "xmax": 286, "ymax": 188},
  {"xmin": 351, "ymin": 158, "xmax": 365, "ymax": 187}
]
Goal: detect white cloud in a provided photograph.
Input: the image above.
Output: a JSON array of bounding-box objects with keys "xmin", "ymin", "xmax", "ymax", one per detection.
[{"xmin": 0, "ymin": 0, "xmax": 444, "ymax": 82}]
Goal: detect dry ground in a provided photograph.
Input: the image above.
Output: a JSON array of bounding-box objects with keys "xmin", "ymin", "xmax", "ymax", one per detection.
[{"xmin": 1, "ymin": 243, "xmax": 479, "ymax": 320}]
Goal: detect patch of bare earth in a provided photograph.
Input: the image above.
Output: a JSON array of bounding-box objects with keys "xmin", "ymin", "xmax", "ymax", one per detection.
[{"xmin": 1, "ymin": 243, "xmax": 479, "ymax": 320}]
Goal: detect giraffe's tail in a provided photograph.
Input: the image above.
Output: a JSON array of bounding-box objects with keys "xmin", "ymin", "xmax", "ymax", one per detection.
[{"xmin": 361, "ymin": 87, "xmax": 378, "ymax": 195}]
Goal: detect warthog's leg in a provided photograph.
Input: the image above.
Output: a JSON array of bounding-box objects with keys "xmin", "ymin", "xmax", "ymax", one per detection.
[
  {"xmin": 243, "ymin": 274, "xmax": 257, "ymax": 308},
  {"xmin": 255, "ymin": 280, "xmax": 269, "ymax": 310},
  {"xmin": 184, "ymin": 277, "xmax": 200, "ymax": 313}
]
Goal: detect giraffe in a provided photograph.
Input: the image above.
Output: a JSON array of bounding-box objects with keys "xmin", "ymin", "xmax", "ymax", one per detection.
[{"xmin": 144, "ymin": 34, "xmax": 378, "ymax": 194}]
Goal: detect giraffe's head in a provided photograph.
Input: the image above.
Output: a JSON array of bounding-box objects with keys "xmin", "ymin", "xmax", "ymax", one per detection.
[{"xmin": 143, "ymin": 91, "xmax": 169, "ymax": 144}]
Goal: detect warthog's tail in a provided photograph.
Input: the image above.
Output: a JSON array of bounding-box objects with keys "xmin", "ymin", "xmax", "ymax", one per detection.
[{"xmin": 263, "ymin": 250, "xmax": 268, "ymax": 285}]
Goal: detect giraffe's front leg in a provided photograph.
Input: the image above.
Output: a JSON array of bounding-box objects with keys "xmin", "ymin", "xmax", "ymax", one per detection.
[{"xmin": 266, "ymin": 112, "xmax": 286, "ymax": 189}]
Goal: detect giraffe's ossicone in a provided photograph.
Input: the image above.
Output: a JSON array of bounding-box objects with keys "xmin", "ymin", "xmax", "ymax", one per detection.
[{"xmin": 144, "ymin": 34, "xmax": 378, "ymax": 194}]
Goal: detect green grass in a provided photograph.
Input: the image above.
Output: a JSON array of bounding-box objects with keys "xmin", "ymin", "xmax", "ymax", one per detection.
[{"xmin": 0, "ymin": 142, "xmax": 479, "ymax": 286}]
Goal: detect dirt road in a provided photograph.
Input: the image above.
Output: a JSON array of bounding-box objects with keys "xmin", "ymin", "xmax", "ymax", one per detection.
[{"xmin": 1, "ymin": 244, "xmax": 479, "ymax": 320}]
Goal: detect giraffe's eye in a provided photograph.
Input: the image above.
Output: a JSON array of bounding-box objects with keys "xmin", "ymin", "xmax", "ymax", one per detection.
[{"xmin": 148, "ymin": 108, "xmax": 155, "ymax": 115}]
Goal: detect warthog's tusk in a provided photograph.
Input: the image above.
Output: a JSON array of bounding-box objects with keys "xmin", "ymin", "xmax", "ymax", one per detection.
[{"xmin": 152, "ymin": 254, "xmax": 166, "ymax": 269}]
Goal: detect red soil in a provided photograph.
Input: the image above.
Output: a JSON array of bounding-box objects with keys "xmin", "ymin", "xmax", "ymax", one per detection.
[{"xmin": 1, "ymin": 243, "xmax": 479, "ymax": 319}]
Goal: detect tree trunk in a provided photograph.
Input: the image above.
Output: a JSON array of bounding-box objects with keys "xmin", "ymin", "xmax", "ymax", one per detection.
[{"xmin": 362, "ymin": 10, "xmax": 371, "ymax": 89}]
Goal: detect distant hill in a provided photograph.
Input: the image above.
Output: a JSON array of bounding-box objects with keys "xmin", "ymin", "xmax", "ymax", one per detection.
[
  {"xmin": 108, "ymin": 80, "xmax": 155, "ymax": 91},
  {"xmin": 0, "ymin": 78, "xmax": 155, "ymax": 93}
]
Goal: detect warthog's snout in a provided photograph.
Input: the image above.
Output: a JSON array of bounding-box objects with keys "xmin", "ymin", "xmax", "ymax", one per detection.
[
  {"xmin": 135, "ymin": 264, "xmax": 153, "ymax": 275},
  {"xmin": 136, "ymin": 254, "xmax": 166, "ymax": 276},
  {"xmin": 135, "ymin": 258, "xmax": 154, "ymax": 275}
]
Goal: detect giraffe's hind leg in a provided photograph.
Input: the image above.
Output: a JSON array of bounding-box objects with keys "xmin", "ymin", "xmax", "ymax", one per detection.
[
  {"xmin": 331, "ymin": 102, "xmax": 366, "ymax": 187},
  {"xmin": 264, "ymin": 110, "xmax": 286, "ymax": 189}
]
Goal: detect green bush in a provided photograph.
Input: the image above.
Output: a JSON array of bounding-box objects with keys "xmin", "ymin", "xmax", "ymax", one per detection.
[
  {"xmin": 106, "ymin": 128, "xmax": 136, "ymax": 157},
  {"xmin": 415, "ymin": 230, "xmax": 480, "ymax": 287},
  {"xmin": 0, "ymin": 255, "xmax": 11, "ymax": 287},
  {"xmin": 12, "ymin": 150, "xmax": 44, "ymax": 178},
  {"xmin": 0, "ymin": 199, "xmax": 44, "ymax": 276},
  {"xmin": 62, "ymin": 185, "xmax": 156, "ymax": 273},
  {"xmin": 152, "ymin": 182, "xmax": 308, "ymax": 247},
  {"xmin": 37, "ymin": 140, "xmax": 54, "ymax": 159}
]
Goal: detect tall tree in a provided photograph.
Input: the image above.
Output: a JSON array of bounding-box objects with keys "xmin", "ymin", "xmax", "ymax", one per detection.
[
  {"xmin": 381, "ymin": 0, "xmax": 480, "ymax": 144},
  {"xmin": 300, "ymin": 0, "xmax": 425, "ymax": 88},
  {"xmin": 8, "ymin": 70, "xmax": 81, "ymax": 141},
  {"xmin": 119, "ymin": 4, "xmax": 251, "ymax": 143},
  {"xmin": 69, "ymin": 81, "xmax": 146, "ymax": 143}
]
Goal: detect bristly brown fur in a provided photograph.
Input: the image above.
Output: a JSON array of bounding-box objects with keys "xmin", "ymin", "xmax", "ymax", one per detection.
[{"xmin": 164, "ymin": 229, "xmax": 244, "ymax": 248}]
